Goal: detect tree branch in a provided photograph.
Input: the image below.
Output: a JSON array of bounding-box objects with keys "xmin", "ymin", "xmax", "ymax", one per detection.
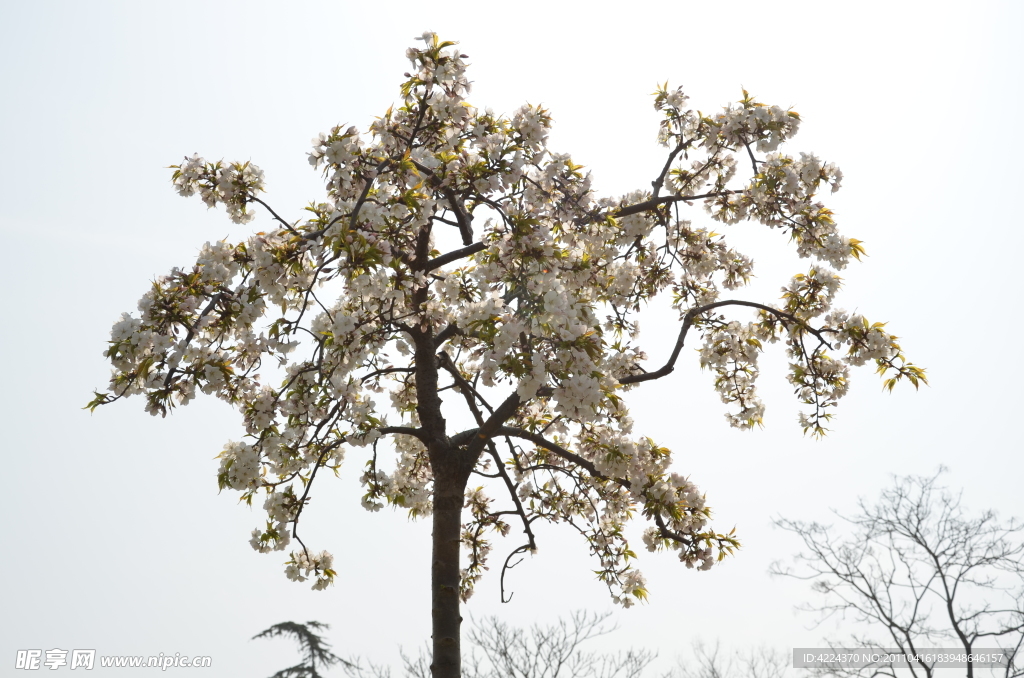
[
  {"xmin": 496, "ymin": 427, "xmax": 630, "ymax": 490},
  {"xmin": 379, "ymin": 425, "xmax": 425, "ymax": 441},
  {"xmin": 612, "ymin": 190, "xmax": 740, "ymax": 219},
  {"xmin": 618, "ymin": 299, "xmax": 816, "ymax": 386},
  {"xmin": 424, "ymin": 242, "xmax": 487, "ymax": 272},
  {"xmin": 463, "ymin": 393, "xmax": 523, "ymax": 460},
  {"xmin": 250, "ymin": 195, "xmax": 300, "ymax": 235},
  {"xmin": 441, "ymin": 187, "xmax": 474, "ymax": 246}
]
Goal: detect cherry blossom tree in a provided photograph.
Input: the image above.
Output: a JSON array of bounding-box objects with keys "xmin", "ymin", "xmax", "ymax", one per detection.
[{"xmin": 89, "ymin": 33, "xmax": 924, "ymax": 678}]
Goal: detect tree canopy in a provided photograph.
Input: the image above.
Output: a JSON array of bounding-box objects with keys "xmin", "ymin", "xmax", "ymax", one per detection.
[{"xmin": 91, "ymin": 32, "xmax": 924, "ymax": 677}]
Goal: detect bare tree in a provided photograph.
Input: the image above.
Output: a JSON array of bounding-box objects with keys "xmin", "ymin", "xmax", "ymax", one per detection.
[
  {"xmin": 464, "ymin": 611, "xmax": 655, "ymax": 678},
  {"xmin": 772, "ymin": 469, "xmax": 1024, "ymax": 678},
  {"xmin": 297, "ymin": 612, "xmax": 655, "ymax": 678},
  {"xmin": 669, "ymin": 641, "xmax": 791, "ymax": 678}
]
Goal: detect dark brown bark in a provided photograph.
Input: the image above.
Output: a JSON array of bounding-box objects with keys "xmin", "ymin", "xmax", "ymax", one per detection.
[
  {"xmin": 430, "ymin": 461, "xmax": 471, "ymax": 678},
  {"xmin": 411, "ymin": 324, "xmax": 475, "ymax": 678}
]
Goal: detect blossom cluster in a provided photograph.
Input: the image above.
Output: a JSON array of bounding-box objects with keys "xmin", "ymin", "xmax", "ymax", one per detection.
[
  {"xmin": 285, "ymin": 549, "xmax": 335, "ymax": 591},
  {"xmin": 171, "ymin": 155, "xmax": 265, "ymax": 224},
  {"xmin": 93, "ymin": 34, "xmax": 923, "ymax": 602}
]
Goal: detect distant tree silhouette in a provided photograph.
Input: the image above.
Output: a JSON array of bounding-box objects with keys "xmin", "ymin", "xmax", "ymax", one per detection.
[
  {"xmin": 254, "ymin": 621, "xmax": 352, "ymax": 678},
  {"xmin": 773, "ymin": 469, "xmax": 1024, "ymax": 678}
]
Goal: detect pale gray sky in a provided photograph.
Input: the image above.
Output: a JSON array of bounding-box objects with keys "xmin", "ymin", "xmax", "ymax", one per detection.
[{"xmin": 2, "ymin": 1, "xmax": 1022, "ymax": 675}]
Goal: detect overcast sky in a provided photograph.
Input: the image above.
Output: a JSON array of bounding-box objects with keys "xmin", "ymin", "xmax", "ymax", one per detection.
[{"xmin": 2, "ymin": 1, "xmax": 1022, "ymax": 675}]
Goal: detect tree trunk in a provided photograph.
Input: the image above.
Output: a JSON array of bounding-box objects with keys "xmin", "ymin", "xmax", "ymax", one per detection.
[
  {"xmin": 431, "ymin": 463, "xmax": 468, "ymax": 678},
  {"xmin": 411, "ymin": 325, "xmax": 471, "ymax": 678}
]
